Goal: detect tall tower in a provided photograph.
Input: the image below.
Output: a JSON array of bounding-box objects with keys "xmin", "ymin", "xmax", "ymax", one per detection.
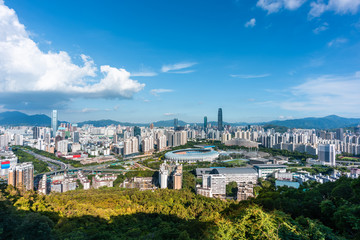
[
  {"xmin": 174, "ymin": 118, "xmax": 178, "ymax": 129},
  {"xmin": 218, "ymin": 108, "xmax": 223, "ymax": 131},
  {"xmin": 51, "ymin": 110, "xmax": 58, "ymax": 137},
  {"xmin": 204, "ymin": 116, "xmax": 207, "ymax": 130}
]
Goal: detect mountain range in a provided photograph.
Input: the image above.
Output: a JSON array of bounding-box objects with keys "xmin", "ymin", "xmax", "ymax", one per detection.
[{"xmin": 0, "ymin": 111, "xmax": 359, "ymax": 130}]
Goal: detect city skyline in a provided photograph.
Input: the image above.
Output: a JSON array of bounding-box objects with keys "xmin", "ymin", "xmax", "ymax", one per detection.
[{"xmin": 0, "ymin": 0, "xmax": 360, "ymax": 123}]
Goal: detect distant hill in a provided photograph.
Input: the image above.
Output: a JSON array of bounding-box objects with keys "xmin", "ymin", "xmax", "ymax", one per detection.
[
  {"xmin": 0, "ymin": 111, "xmax": 359, "ymax": 129},
  {"xmin": 77, "ymin": 119, "xmax": 187, "ymax": 128},
  {"xmin": 0, "ymin": 111, "xmax": 51, "ymax": 126},
  {"xmin": 263, "ymin": 124, "xmax": 289, "ymax": 133},
  {"xmin": 267, "ymin": 115, "xmax": 360, "ymax": 129},
  {"xmin": 77, "ymin": 120, "xmax": 142, "ymax": 127}
]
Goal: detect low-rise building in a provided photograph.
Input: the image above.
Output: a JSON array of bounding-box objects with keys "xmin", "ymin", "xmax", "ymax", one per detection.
[
  {"xmin": 253, "ymin": 164, "xmax": 287, "ymax": 178},
  {"xmin": 92, "ymin": 174, "xmax": 117, "ymax": 189}
]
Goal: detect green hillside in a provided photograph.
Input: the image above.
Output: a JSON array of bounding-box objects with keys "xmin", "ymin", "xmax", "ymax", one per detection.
[{"xmin": 1, "ymin": 180, "xmax": 354, "ymax": 240}]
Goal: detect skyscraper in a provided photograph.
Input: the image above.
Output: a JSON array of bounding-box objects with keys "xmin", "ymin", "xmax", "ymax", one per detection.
[
  {"xmin": 218, "ymin": 108, "xmax": 223, "ymax": 131},
  {"xmin": 174, "ymin": 118, "xmax": 179, "ymax": 128},
  {"xmin": 204, "ymin": 116, "xmax": 207, "ymax": 130},
  {"xmin": 51, "ymin": 110, "xmax": 58, "ymax": 137},
  {"xmin": 73, "ymin": 131, "xmax": 80, "ymax": 143},
  {"xmin": 33, "ymin": 127, "xmax": 40, "ymax": 139}
]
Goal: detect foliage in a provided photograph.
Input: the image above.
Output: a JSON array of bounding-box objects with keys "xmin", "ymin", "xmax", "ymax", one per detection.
[
  {"xmin": 226, "ymin": 181, "xmax": 238, "ymax": 197},
  {"xmin": 12, "ymin": 147, "xmax": 50, "ymax": 174},
  {"xmin": 107, "ymin": 164, "xmax": 125, "ymax": 170},
  {"xmin": 302, "ymin": 165, "xmax": 334, "ymax": 175},
  {"xmin": 0, "ymin": 185, "xmax": 342, "ymax": 240},
  {"xmin": 253, "ymin": 176, "xmax": 360, "ymax": 239},
  {"xmin": 182, "ymin": 171, "xmax": 196, "ymax": 192}
]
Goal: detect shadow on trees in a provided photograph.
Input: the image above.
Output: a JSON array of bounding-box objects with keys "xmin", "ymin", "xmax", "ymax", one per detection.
[{"xmin": 0, "ymin": 196, "xmax": 209, "ymax": 240}]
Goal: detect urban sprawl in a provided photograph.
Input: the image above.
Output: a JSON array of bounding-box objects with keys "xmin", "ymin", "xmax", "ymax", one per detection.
[{"xmin": 1, "ymin": 108, "xmax": 360, "ymax": 200}]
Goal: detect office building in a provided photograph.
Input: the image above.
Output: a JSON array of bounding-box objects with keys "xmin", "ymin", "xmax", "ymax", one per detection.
[
  {"xmin": 204, "ymin": 116, "xmax": 207, "ymax": 131},
  {"xmin": 211, "ymin": 168, "xmax": 258, "ymax": 184},
  {"xmin": 73, "ymin": 131, "xmax": 80, "ymax": 143},
  {"xmin": 174, "ymin": 118, "xmax": 179, "ymax": 128},
  {"xmin": 33, "ymin": 127, "xmax": 40, "ymax": 139},
  {"xmin": 253, "ymin": 164, "xmax": 287, "ymax": 178},
  {"xmin": 200, "ymin": 174, "xmax": 226, "ymax": 197},
  {"xmin": 336, "ymin": 128, "xmax": 344, "ymax": 141},
  {"xmin": 0, "ymin": 151, "xmax": 18, "ymax": 178},
  {"xmin": 8, "ymin": 162, "xmax": 34, "ymax": 191},
  {"xmin": 218, "ymin": 108, "xmax": 223, "ymax": 131},
  {"xmin": 134, "ymin": 126, "xmax": 141, "ymax": 136},
  {"xmin": 318, "ymin": 144, "xmax": 336, "ymax": 167},
  {"xmin": 51, "ymin": 110, "xmax": 58, "ymax": 137}
]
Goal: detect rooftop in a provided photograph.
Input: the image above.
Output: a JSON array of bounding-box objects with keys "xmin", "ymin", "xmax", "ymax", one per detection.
[
  {"xmin": 211, "ymin": 167, "xmax": 257, "ymax": 175},
  {"xmin": 253, "ymin": 164, "xmax": 287, "ymax": 169}
]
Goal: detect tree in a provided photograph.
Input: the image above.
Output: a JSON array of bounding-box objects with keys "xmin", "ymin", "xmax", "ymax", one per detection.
[{"xmin": 226, "ymin": 181, "xmax": 238, "ymax": 197}]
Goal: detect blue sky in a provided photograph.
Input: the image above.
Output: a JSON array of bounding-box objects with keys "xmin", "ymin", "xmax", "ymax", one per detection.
[{"xmin": 1, "ymin": 0, "xmax": 360, "ymax": 123}]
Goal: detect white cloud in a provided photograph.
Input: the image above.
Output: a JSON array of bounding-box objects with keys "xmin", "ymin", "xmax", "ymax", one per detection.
[
  {"xmin": 257, "ymin": 0, "xmax": 306, "ymax": 13},
  {"xmin": 161, "ymin": 62, "xmax": 197, "ymax": 73},
  {"xmin": 0, "ymin": 1, "xmax": 145, "ymax": 110},
  {"xmin": 230, "ymin": 73, "xmax": 271, "ymax": 78},
  {"xmin": 245, "ymin": 18, "xmax": 256, "ymax": 28},
  {"xmin": 328, "ymin": 37, "xmax": 348, "ymax": 47},
  {"xmin": 313, "ymin": 22, "xmax": 329, "ymax": 34},
  {"xmin": 164, "ymin": 113, "xmax": 175, "ymax": 116},
  {"xmin": 309, "ymin": 0, "xmax": 360, "ymax": 18},
  {"xmin": 279, "ymin": 115, "xmax": 294, "ymax": 120},
  {"xmin": 150, "ymin": 89, "xmax": 174, "ymax": 96},
  {"xmin": 281, "ymin": 72, "xmax": 360, "ymax": 114}
]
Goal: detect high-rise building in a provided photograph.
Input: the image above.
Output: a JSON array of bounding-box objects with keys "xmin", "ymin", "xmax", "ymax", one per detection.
[
  {"xmin": 159, "ymin": 163, "xmax": 169, "ymax": 189},
  {"xmin": 57, "ymin": 140, "xmax": 69, "ymax": 155},
  {"xmin": 33, "ymin": 127, "xmax": 40, "ymax": 139},
  {"xmin": 157, "ymin": 135, "xmax": 167, "ymax": 151},
  {"xmin": 15, "ymin": 134, "xmax": 23, "ymax": 146},
  {"xmin": 73, "ymin": 131, "xmax": 80, "ymax": 143},
  {"xmin": 8, "ymin": 162, "xmax": 34, "ymax": 191},
  {"xmin": 204, "ymin": 116, "xmax": 207, "ymax": 131},
  {"xmin": 318, "ymin": 144, "xmax": 336, "ymax": 167},
  {"xmin": 123, "ymin": 137, "xmax": 139, "ymax": 156},
  {"xmin": 218, "ymin": 108, "xmax": 223, "ymax": 131},
  {"xmin": 134, "ymin": 126, "xmax": 141, "ymax": 136},
  {"xmin": 159, "ymin": 161, "xmax": 182, "ymax": 189},
  {"xmin": 336, "ymin": 128, "xmax": 344, "ymax": 141},
  {"xmin": 51, "ymin": 110, "xmax": 58, "ymax": 137},
  {"xmin": 173, "ymin": 164, "xmax": 183, "ymax": 190},
  {"xmin": 174, "ymin": 118, "xmax": 179, "ymax": 128}
]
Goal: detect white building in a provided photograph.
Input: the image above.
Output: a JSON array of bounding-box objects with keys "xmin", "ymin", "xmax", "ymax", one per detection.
[
  {"xmin": 57, "ymin": 140, "xmax": 69, "ymax": 155},
  {"xmin": 318, "ymin": 144, "xmax": 336, "ymax": 167}
]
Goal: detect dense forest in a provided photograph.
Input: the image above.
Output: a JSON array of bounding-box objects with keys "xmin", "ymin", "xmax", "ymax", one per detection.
[{"xmin": 2, "ymin": 176, "xmax": 359, "ymax": 239}]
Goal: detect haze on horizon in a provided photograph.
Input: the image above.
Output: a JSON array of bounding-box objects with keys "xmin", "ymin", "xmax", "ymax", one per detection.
[{"xmin": 0, "ymin": 0, "xmax": 360, "ymax": 123}]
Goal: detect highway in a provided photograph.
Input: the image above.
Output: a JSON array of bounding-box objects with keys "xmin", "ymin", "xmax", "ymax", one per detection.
[{"xmin": 23, "ymin": 149, "xmax": 71, "ymax": 171}]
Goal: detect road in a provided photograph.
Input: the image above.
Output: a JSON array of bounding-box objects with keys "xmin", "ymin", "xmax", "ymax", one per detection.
[{"xmin": 24, "ymin": 149, "xmax": 71, "ymax": 171}]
